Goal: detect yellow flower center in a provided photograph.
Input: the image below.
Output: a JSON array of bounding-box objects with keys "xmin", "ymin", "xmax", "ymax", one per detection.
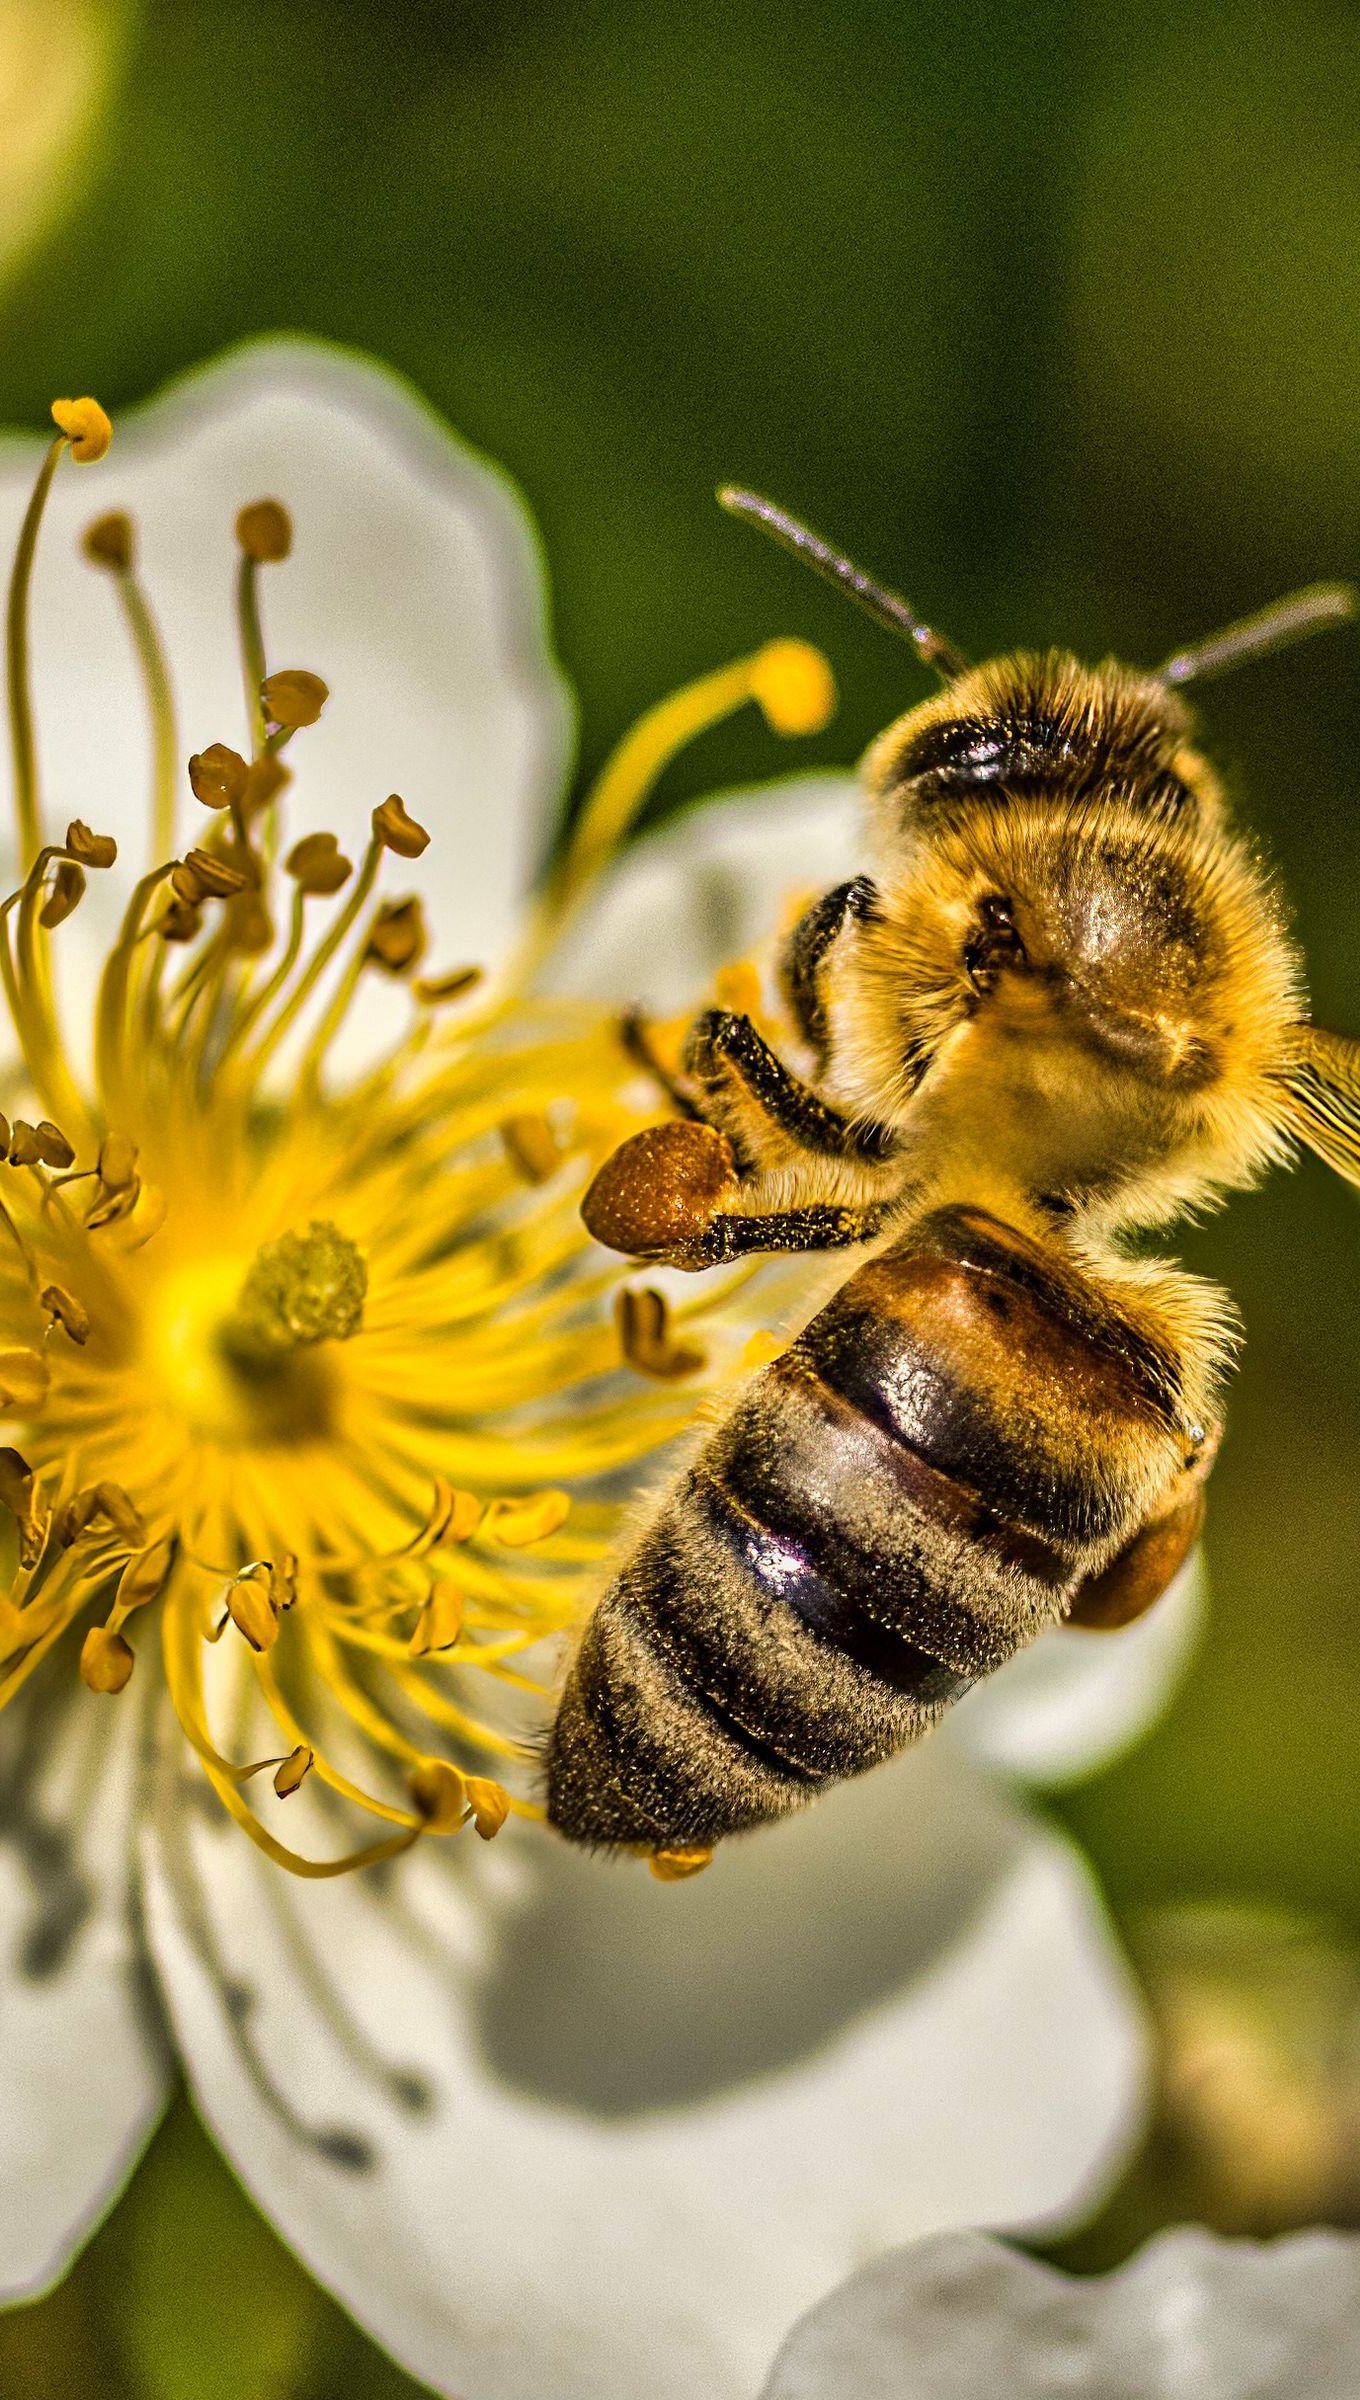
[{"xmin": 0, "ymin": 389, "xmax": 835, "ymax": 1874}]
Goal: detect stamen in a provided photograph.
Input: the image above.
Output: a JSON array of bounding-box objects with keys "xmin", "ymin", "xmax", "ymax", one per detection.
[
  {"xmin": 483, "ymin": 1489, "xmax": 571, "ymax": 1547},
  {"xmin": 223, "ymin": 1566, "xmax": 280, "ymax": 1653},
  {"xmin": 616, "ymin": 1286, "xmax": 706, "ymax": 1380},
  {"xmin": 79, "ymin": 1623, "xmax": 134, "ymax": 1694},
  {"xmin": 408, "ymin": 1584, "xmax": 463, "ymax": 1656},
  {"xmin": 83, "ymin": 512, "xmax": 178, "ymax": 862},
  {"xmin": 9, "ymin": 402, "xmax": 111, "ymax": 866},
  {"xmin": 372, "ymin": 794, "xmax": 430, "ymax": 858},
  {"xmin": 188, "ymin": 743, "xmax": 250, "ymax": 811},
  {"xmin": 261, "ymin": 668, "xmax": 328, "ymax": 732},
  {"xmin": 501, "ymin": 1112, "xmax": 561, "ymax": 1184}
]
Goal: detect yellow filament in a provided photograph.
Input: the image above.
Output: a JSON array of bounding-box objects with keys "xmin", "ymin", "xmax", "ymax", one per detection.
[
  {"xmin": 7, "ymin": 436, "xmax": 65, "ymax": 867},
  {"xmin": 111, "ymin": 565, "xmax": 179, "ymax": 863}
]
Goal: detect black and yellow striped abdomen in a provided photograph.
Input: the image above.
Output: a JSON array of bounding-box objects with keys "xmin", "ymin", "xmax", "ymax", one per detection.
[{"xmin": 547, "ymin": 1205, "xmax": 1194, "ymax": 1853}]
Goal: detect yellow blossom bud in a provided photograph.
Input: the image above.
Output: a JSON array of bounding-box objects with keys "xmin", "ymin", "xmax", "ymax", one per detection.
[
  {"xmin": 41, "ymin": 1283, "xmax": 90, "ymax": 1344},
  {"xmin": 649, "ymin": 1845, "xmax": 715, "ymax": 1881},
  {"xmin": 0, "ymin": 1349, "xmax": 50, "ymax": 1409},
  {"xmin": 413, "ymin": 965, "xmax": 483, "ymax": 1005},
  {"xmin": 39, "ymin": 860, "xmax": 85, "ymax": 928},
  {"xmin": 261, "ymin": 668, "xmax": 328, "ymax": 729},
  {"xmin": 272, "ymin": 1744, "xmax": 312, "ymax": 1798},
  {"xmin": 748, "ymin": 637, "xmax": 836, "ymax": 737},
  {"xmin": 97, "ymin": 1134, "xmax": 138, "ymax": 1191},
  {"xmin": 285, "ymin": 831, "xmax": 352, "ymax": 894},
  {"xmin": 484, "ymin": 1489, "xmax": 572, "ymax": 1547},
  {"xmin": 372, "ymin": 794, "xmax": 430, "ymax": 858},
  {"xmin": 409, "ymin": 1758, "xmax": 467, "ymax": 1832},
  {"xmin": 409, "ymin": 1584, "xmax": 464, "ymax": 1656},
  {"xmin": 115, "ymin": 1535, "xmax": 175, "ymax": 1614},
  {"xmin": 0, "ymin": 1448, "xmax": 34, "ymax": 1517},
  {"xmin": 188, "ymin": 742, "xmax": 250, "ymax": 810},
  {"xmin": 236, "ymin": 498, "xmax": 292, "ymax": 562},
  {"xmin": 80, "ymin": 1624, "xmax": 134, "ymax": 1692},
  {"xmin": 66, "ymin": 820, "xmax": 118, "ymax": 868},
  {"xmin": 51, "ymin": 397, "xmax": 112, "ymax": 463},
  {"xmin": 82, "ymin": 511, "xmax": 134, "ymax": 571},
  {"xmin": 464, "ymin": 1776, "xmax": 510, "ymax": 1840},
  {"xmin": 364, "ymin": 896, "xmax": 427, "ymax": 976},
  {"xmin": 225, "ymin": 1567, "xmax": 279, "ymax": 1652}
]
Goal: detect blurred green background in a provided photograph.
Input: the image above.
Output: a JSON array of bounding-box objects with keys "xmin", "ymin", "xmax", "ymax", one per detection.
[{"xmin": 6, "ymin": 0, "xmax": 1360, "ymax": 2387}]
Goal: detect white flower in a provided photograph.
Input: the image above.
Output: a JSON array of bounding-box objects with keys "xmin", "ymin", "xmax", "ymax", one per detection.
[
  {"xmin": 758, "ymin": 2224, "xmax": 1360, "ymax": 2398},
  {"xmin": 0, "ymin": 339, "xmax": 1192, "ymax": 2400}
]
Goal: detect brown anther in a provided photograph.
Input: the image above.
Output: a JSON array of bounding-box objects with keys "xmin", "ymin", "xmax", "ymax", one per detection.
[
  {"xmin": 82, "ymin": 510, "xmax": 134, "ymax": 572},
  {"xmin": 115, "ymin": 1535, "xmax": 175, "ymax": 1614},
  {"xmin": 80, "ymin": 1624, "xmax": 134, "ymax": 1693},
  {"xmin": 261, "ymin": 668, "xmax": 328, "ymax": 730},
  {"xmin": 58, "ymin": 1481, "xmax": 144, "ymax": 1547},
  {"xmin": 242, "ymin": 755, "xmax": 290, "ymax": 817},
  {"xmin": 413, "ymin": 966, "xmax": 484, "ymax": 1006},
  {"xmin": 464, "ymin": 1776, "xmax": 510, "ymax": 1841},
  {"xmin": 159, "ymin": 898, "xmax": 202, "ymax": 944},
  {"xmin": 364, "ymin": 897, "xmax": 427, "ymax": 976},
  {"xmin": 236, "ymin": 498, "xmax": 293, "ymax": 562},
  {"xmin": 408, "ymin": 1758, "xmax": 467, "ymax": 1833},
  {"xmin": 372, "ymin": 794, "xmax": 430, "ymax": 858},
  {"xmin": 649, "ymin": 1845, "xmax": 715, "ymax": 1881},
  {"xmin": 41, "ymin": 1283, "xmax": 90, "ymax": 1344},
  {"xmin": 66, "ymin": 819, "xmax": 117, "ymax": 869},
  {"xmin": 0, "ymin": 1447, "xmax": 33, "ymax": 1518},
  {"xmin": 225, "ymin": 1567, "xmax": 279, "ymax": 1653},
  {"xmin": 51, "ymin": 397, "xmax": 112, "ymax": 463},
  {"xmin": 0, "ymin": 1115, "xmax": 10, "ymax": 1157},
  {"xmin": 31, "ymin": 1122, "xmax": 74, "ymax": 1170},
  {"xmin": 86, "ymin": 1181, "xmax": 141, "ymax": 1233},
  {"xmin": 501, "ymin": 1112, "xmax": 561, "ymax": 1185},
  {"xmin": 97, "ymin": 1134, "xmax": 138, "ymax": 1192},
  {"xmin": 582, "ymin": 1120, "xmax": 740, "ymax": 1259},
  {"xmin": 181, "ymin": 848, "xmax": 250, "ymax": 899},
  {"xmin": 616, "ymin": 1286, "xmax": 707, "ymax": 1381},
  {"xmin": 285, "ymin": 831, "xmax": 352, "ymax": 895},
  {"xmin": 169, "ymin": 860, "xmax": 204, "ymax": 904},
  {"xmin": 0, "ymin": 1349, "xmax": 50, "ymax": 1409},
  {"xmin": 6, "ymin": 1121, "xmax": 40, "ymax": 1166},
  {"xmin": 272, "ymin": 1744, "xmax": 312, "ymax": 1798},
  {"xmin": 484, "ymin": 1489, "xmax": 571, "ymax": 1548},
  {"xmin": 39, "ymin": 861, "xmax": 85, "ymax": 928},
  {"xmin": 188, "ymin": 743, "xmax": 250, "ymax": 811},
  {"xmin": 409, "ymin": 1584, "xmax": 464, "ymax": 1657},
  {"xmin": 225, "ymin": 891, "xmax": 274, "ymax": 955},
  {"xmin": 268, "ymin": 1552, "xmax": 298, "ymax": 1612}
]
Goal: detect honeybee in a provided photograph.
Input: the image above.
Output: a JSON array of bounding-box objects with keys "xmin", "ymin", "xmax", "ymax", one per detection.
[{"xmin": 547, "ymin": 490, "xmax": 1360, "ymax": 1872}]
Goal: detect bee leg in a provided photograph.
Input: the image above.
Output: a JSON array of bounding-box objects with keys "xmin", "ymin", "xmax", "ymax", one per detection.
[
  {"xmin": 619, "ymin": 1008, "xmax": 706, "ymax": 1121},
  {"xmin": 668, "ymin": 1200, "xmax": 891, "ymax": 1267},
  {"xmin": 779, "ymin": 875, "xmax": 878, "ymax": 1067},
  {"xmin": 684, "ymin": 1008, "xmax": 897, "ymax": 1170},
  {"xmin": 1066, "ymin": 1486, "xmax": 1205, "ymax": 1630},
  {"xmin": 582, "ymin": 1117, "xmax": 888, "ymax": 1266}
]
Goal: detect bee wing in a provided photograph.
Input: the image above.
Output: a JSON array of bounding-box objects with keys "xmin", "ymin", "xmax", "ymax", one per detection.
[{"xmin": 1281, "ymin": 1026, "xmax": 1360, "ymax": 1182}]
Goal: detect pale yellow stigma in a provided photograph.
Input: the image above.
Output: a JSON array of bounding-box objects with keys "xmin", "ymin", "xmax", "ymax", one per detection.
[{"xmin": 231, "ymin": 1221, "xmax": 367, "ymax": 1354}]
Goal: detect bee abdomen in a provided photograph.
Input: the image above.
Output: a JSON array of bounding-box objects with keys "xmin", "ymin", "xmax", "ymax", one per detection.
[{"xmin": 547, "ymin": 1204, "xmax": 1189, "ymax": 1852}]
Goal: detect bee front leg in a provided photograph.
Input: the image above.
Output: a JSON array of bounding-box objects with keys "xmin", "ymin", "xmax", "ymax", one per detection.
[
  {"xmin": 780, "ymin": 875, "xmax": 878, "ymax": 1068},
  {"xmin": 683, "ymin": 1007, "xmax": 896, "ymax": 1172}
]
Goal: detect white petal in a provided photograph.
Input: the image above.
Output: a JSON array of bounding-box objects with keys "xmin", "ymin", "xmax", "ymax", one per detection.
[
  {"xmin": 545, "ymin": 774, "xmax": 861, "ymax": 1006},
  {"xmin": 946, "ymin": 1555, "xmax": 1204, "ymax": 1788},
  {"xmin": 759, "ymin": 2224, "xmax": 1360, "ymax": 2399},
  {"xmin": 142, "ymin": 1731, "xmax": 1144, "ymax": 2400},
  {"xmin": 0, "ymin": 338, "xmax": 572, "ymax": 1062},
  {"xmin": 0, "ymin": 1677, "xmax": 171, "ymax": 2299}
]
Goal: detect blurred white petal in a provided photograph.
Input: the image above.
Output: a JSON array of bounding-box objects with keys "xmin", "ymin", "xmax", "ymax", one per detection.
[
  {"xmin": 759, "ymin": 2225, "xmax": 1360, "ymax": 2400},
  {"xmin": 0, "ymin": 1678, "xmax": 170, "ymax": 2299},
  {"xmin": 947, "ymin": 1556, "xmax": 1204, "ymax": 1788},
  {"xmin": 546, "ymin": 774, "xmax": 861, "ymax": 1006},
  {"xmin": 142, "ymin": 1735, "xmax": 1144, "ymax": 2400}
]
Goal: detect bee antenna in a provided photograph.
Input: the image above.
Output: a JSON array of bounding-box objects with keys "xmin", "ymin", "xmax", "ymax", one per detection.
[
  {"xmin": 717, "ymin": 487, "xmax": 969, "ymax": 683},
  {"xmin": 1159, "ymin": 582, "xmax": 1360, "ymax": 687}
]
